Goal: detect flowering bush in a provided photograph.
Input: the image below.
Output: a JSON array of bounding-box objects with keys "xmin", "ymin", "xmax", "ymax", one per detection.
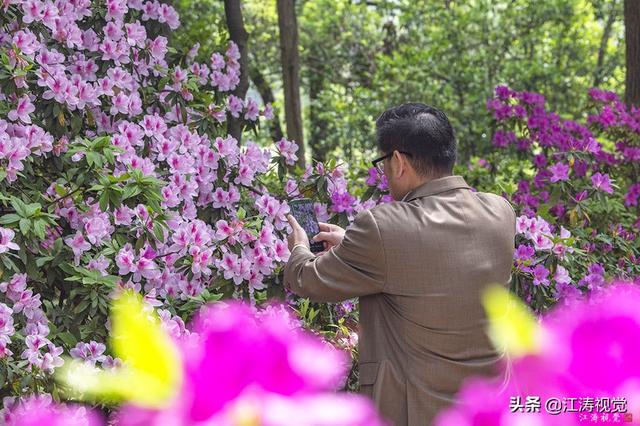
[
  {"xmin": 0, "ymin": 0, "xmax": 377, "ymax": 403},
  {"xmin": 465, "ymin": 86, "xmax": 640, "ymax": 312}
]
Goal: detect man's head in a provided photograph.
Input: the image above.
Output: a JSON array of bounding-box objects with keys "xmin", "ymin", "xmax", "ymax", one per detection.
[{"xmin": 375, "ymin": 103, "xmax": 457, "ymax": 201}]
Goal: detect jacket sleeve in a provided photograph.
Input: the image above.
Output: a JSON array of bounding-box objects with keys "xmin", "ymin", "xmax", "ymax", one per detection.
[{"xmin": 283, "ymin": 209, "xmax": 386, "ymax": 303}]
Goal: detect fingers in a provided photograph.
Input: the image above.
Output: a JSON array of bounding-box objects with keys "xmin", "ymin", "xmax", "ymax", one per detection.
[
  {"xmin": 318, "ymin": 222, "xmax": 332, "ymax": 231},
  {"xmin": 318, "ymin": 222, "xmax": 342, "ymax": 232},
  {"xmin": 312, "ymin": 231, "xmax": 342, "ymax": 245},
  {"xmin": 312, "ymin": 231, "xmax": 331, "ymax": 241},
  {"xmin": 286, "ymin": 214, "xmax": 300, "ymax": 228}
]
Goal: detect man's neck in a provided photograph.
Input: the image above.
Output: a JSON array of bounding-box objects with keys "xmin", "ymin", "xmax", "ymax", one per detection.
[{"xmin": 400, "ymin": 173, "xmax": 451, "ymax": 201}]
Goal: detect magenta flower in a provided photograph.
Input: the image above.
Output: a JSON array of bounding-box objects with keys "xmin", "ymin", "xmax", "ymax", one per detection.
[
  {"xmin": 591, "ymin": 172, "xmax": 614, "ymax": 194},
  {"xmin": 541, "ymin": 281, "xmax": 640, "ymax": 394},
  {"xmin": 330, "ymin": 191, "xmax": 356, "ymax": 213},
  {"xmin": 514, "ymin": 244, "xmax": 535, "ymax": 262},
  {"xmin": 491, "ymin": 130, "xmax": 515, "ymax": 148},
  {"xmin": 21, "ymin": 0, "xmax": 44, "ymax": 24},
  {"xmin": 365, "ymin": 167, "xmax": 378, "ymax": 186},
  {"xmin": 436, "ymin": 281, "xmax": 640, "ymax": 426},
  {"xmin": 262, "ymin": 103, "xmax": 274, "ymax": 119},
  {"xmin": 624, "ymin": 183, "xmax": 640, "ymax": 207}
]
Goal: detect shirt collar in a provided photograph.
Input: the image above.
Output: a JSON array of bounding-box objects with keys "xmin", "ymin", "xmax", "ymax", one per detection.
[{"xmin": 400, "ymin": 175, "xmax": 471, "ymax": 202}]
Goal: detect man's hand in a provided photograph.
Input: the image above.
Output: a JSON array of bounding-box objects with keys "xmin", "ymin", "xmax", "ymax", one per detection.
[
  {"xmin": 286, "ymin": 214, "xmax": 310, "ymax": 251},
  {"xmin": 312, "ymin": 222, "xmax": 345, "ymax": 256}
]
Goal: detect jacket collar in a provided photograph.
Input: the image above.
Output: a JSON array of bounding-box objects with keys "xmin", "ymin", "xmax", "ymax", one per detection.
[{"xmin": 401, "ymin": 175, "xmax": 471, "ymax": 202}]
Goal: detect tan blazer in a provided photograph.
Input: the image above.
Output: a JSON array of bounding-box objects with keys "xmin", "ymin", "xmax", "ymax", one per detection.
[{"xmin": 284, "ymin": 175, "xmax": 516, "ymax": 425}]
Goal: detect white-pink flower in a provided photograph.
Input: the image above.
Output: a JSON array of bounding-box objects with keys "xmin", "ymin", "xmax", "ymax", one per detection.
[{"xmin": 0, "ymin": 228, "xmax": 19, "ymax": 254}]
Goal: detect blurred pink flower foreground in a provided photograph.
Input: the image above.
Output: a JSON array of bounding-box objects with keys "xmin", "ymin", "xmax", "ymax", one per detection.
[
  {"xmin": 7, "ymin": 302, "xmax": 385, "ymax": 426},
  {"xmin": 435, "ymin": 280, "xmax": 640, "ymax": 426},
  {"xmin": 116, "ymin": 302, "xmax": 385, "ymax": 425}
]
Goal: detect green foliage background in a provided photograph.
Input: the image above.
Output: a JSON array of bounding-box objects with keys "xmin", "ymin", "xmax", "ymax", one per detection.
[{"xmin": 173, "ymin": 0, "xmax": 625, "ymax": 170}]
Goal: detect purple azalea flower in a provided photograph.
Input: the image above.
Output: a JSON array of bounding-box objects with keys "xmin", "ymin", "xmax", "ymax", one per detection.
[
  {"xmin": 548, "ymin": 162, "xmax": 570, "ymax": 183},
  {"xmin": 591, "ymin": 172, "xmax": 614, "ymax": 194},
  {"xmin": 532, "ymin": 264, "xmax": 550, "ymax": 286}
]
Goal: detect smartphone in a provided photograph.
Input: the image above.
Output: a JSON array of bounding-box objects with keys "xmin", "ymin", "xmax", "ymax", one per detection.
[{"xmin": 288, "ymin": 198, "xmax": 325, "ymax": 253}]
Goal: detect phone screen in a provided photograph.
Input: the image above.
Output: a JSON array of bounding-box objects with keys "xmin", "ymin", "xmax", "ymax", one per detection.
[{"xmin": 288, "ymin": 199, "xmax": 325, "ymax": 253}]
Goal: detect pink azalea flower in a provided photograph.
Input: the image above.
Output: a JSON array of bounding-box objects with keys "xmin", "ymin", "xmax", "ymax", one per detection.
[
  {"xmin": 148, "ymin": 36, "xmax": 168, "ymax": 60},
  {"xmin": 12, "ymin": 30, "xmax": 40, "ymax": 56},
  {"xmin": 262, "ymin": 103, "xmax": 274, "ymax": 120},
  {"xmin": 275, "ymin": 137, "xmax": 299, "ymax": 165},
  {"xmin": 21, "ymin": 0, "xmax": 44, "ymax": 24},
  {"xmin": 8, "ymin": 96, "xmax": 35, "ymax": 124},
  {"xmin": 115, "ymin": 244, "xmax": 136, "ymax": 275},
  {"xmin": 0, "ymin": 227, "xmax": 19, "ymax": 254},
  {"xmin": 243, "ymin": 97, "xmax": 259, "ymax": 121},
  {"xmin": 226, "ymin": 95, "xmax": 243, "ymax": 118},
  {"xmin": 65, "ymin": 232, "xmax": 91, "ymax": 265}
]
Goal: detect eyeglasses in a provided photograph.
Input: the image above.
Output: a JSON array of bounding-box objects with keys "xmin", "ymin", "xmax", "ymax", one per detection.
[{"xmin": 372, "ymin": 150, "xmax": 413, "ymax": 174}]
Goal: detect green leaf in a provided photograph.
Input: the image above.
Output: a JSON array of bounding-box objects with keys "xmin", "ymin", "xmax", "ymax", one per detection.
[
  {"xmin": 1, "ymin": 255, "xmax": 17, "ymax": 273},
  {"xmin": 0, "ymin": 214, "xmax": 20, "ymax": 225},
  {"xmin": 152, "ymin": 224, "xmax": 165, "ymax": 243},
  {"xmin": 85, "ymin": 151, "xmax": 95, "ymax": 167},
  {"xmin": 104, "ymin": 148, "xmax": 115, "ymax": 165},
  {"xmin": 57, "ymin": 331, "xmax": 77, "ymax": 348},
  {"xmin": 237, "ymin": 207, "xmax": 246, "ymax": 220},
  {"xmin": 18, "ymin": 218, "xmax": 30, "ymax": 235},
  {"xmin": 10, "ymin": 198, "xmax": 28, "ymax": 217},
  {"xmin": 54, "ymin": 184, "xmax": 67, "ymax": 196},
  {"xmin": 134, "ymin": 235, "xmax": 146, "ymax": 251},
  {"xmin": 33, "ymin": 220, "xmax": 46, "ymax": 239},
  {"xmin": 99, "ymin": 191, "xmax": 110, "ymax": 211},
  {"xmin": 36, "ymin": 256, "xmax": 54, "ymax": 267},
  {"xmin": 122, "ymin": 185, "xmax": 142, "ymax": 200},
  {"xmin": 53, "ymin": 237, "xmax": 63, "ymax": 254},
  {"xmin": 74, "ymin": 299, "xmax": 91, "ymax": 314}
]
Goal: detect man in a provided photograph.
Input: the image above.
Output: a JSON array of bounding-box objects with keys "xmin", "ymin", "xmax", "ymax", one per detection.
[{"xmin": 284, "ymin": 103, "xmax": 516, "ymax": 425}]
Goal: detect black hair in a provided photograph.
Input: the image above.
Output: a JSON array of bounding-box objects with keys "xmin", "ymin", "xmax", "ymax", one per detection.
[{"xmin": 375, "ymin": 103, "xmax": 457, "ymax": 176}]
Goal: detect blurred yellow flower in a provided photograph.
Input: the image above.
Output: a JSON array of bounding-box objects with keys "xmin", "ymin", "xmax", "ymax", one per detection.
[
  {"xmin": 482, "ymin": 284, "xmax": 542, "ymax": 357},
  {"xmin": 57, "ymin": 291, "xmax": 182, "ymax": 408}
]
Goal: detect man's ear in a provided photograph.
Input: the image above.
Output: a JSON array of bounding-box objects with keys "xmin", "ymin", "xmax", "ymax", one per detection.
[{"xmin": 392, "ymin": 150, "xmax": 405, "ymax": 177}]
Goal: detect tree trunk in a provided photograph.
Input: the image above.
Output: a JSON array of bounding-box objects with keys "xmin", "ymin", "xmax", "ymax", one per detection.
[
  {"xmin": 594, "ymin": 1, "xmax": 618, "ymax": 88},
  {"xmin": 249, "ymin": 63, "xmax": 284, "ymax": 141},
  {"xmin": 224, "ymin": 0, "xmax": 250, "ymax": 143},
  {"xmin": 277, "ymin": 0, "xmax": 305, "ymax": 167},
  {"xmin": 625, "ymin": 0, "xmax": 640, "ymax": 106},
  {"xmin": 308, "ymin": 75, "xmax": 330, "ymax": 163}
]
